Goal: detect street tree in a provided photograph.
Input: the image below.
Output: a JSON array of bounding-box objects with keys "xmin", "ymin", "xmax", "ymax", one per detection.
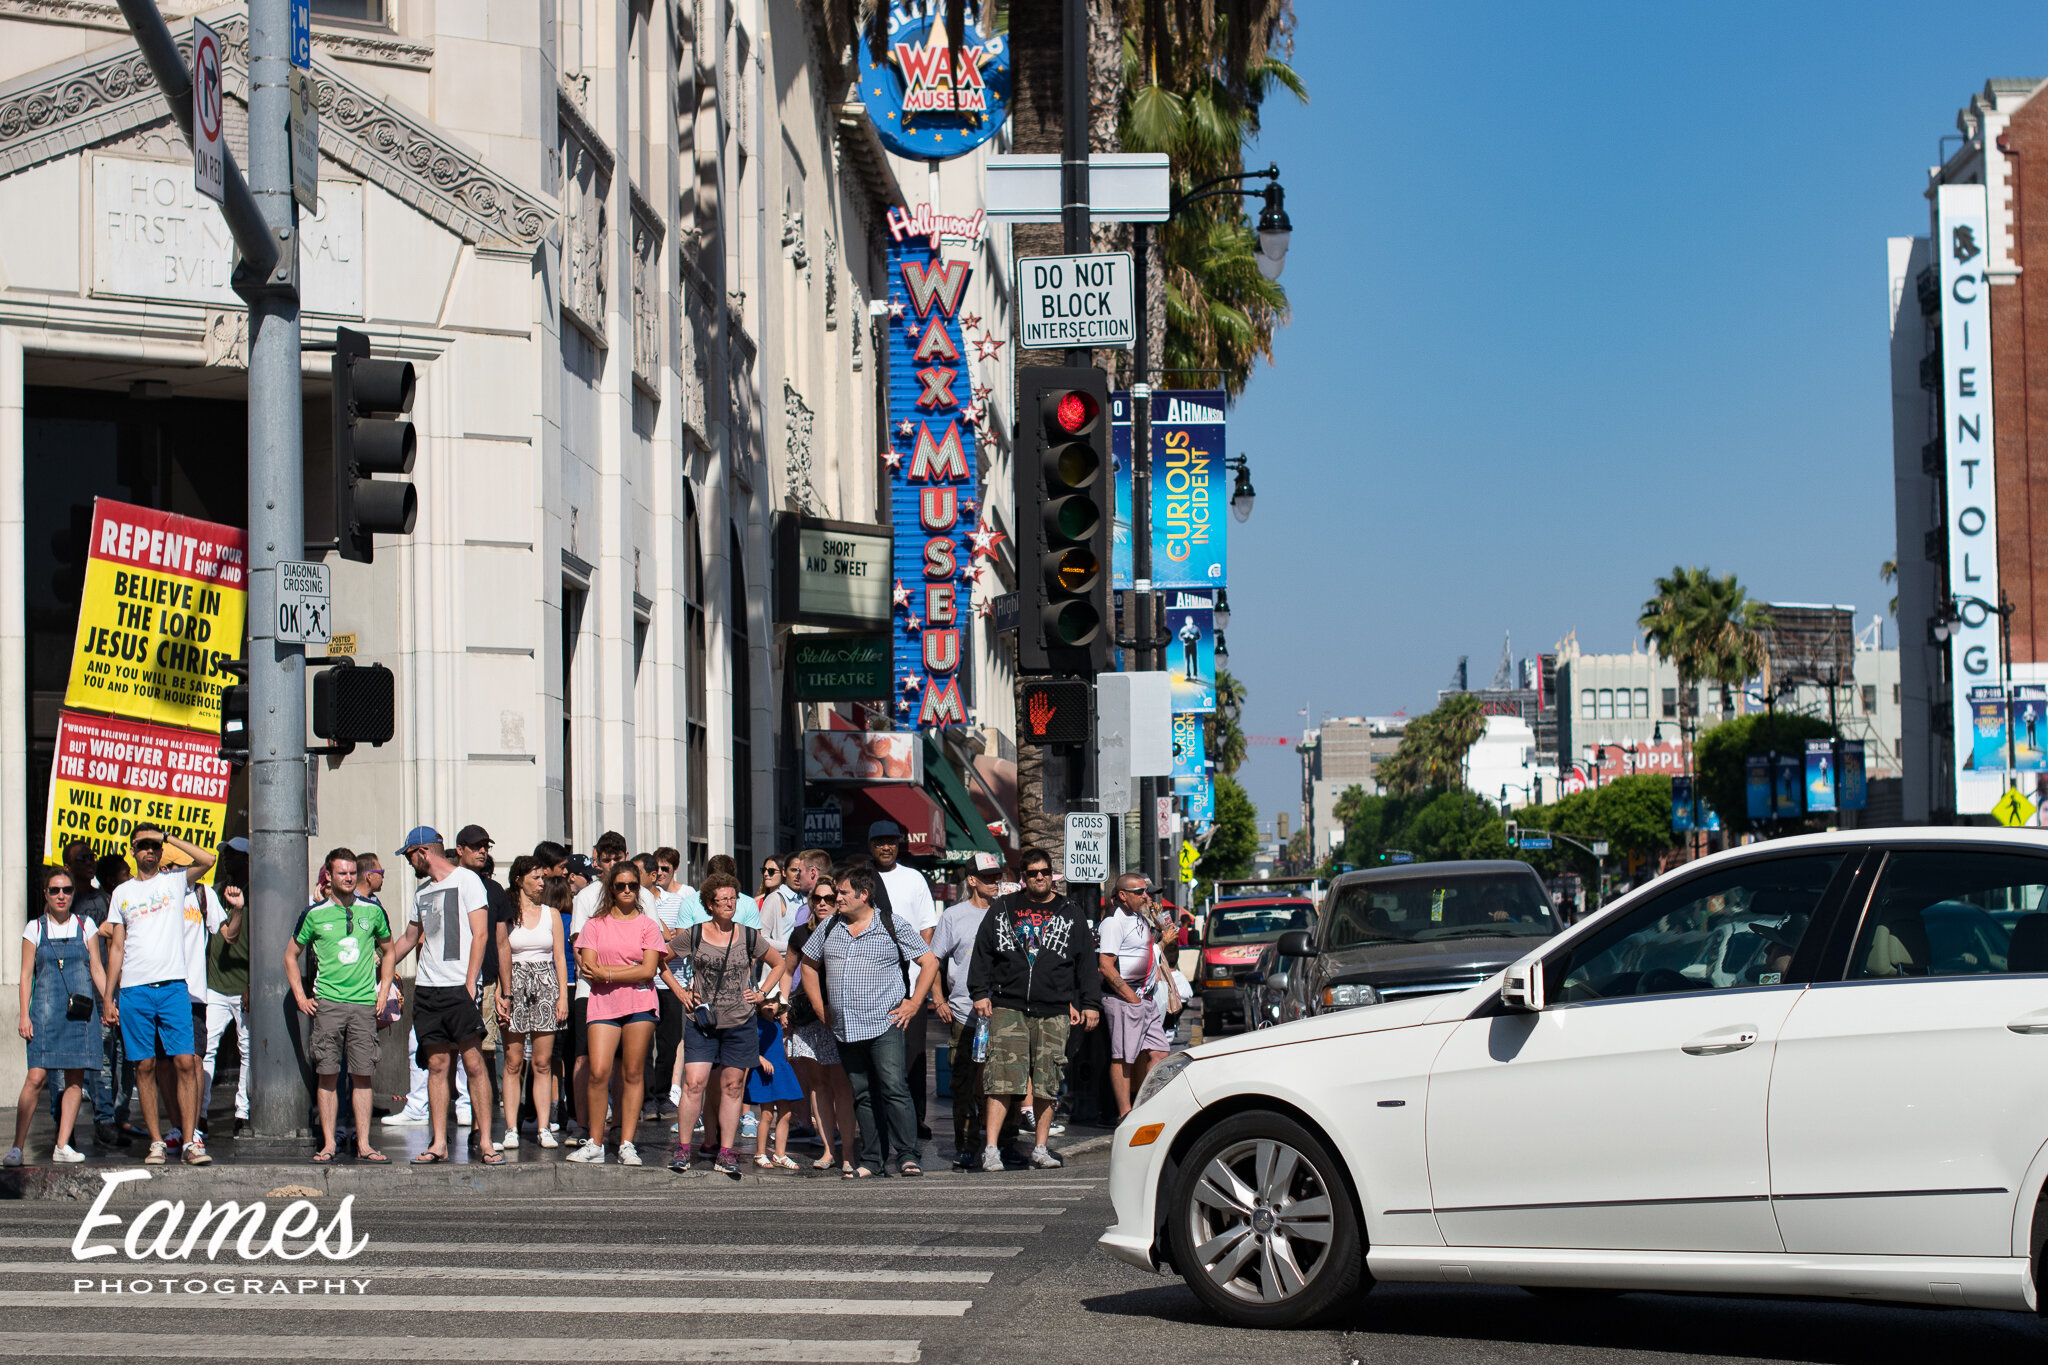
[
  {"xmin": 1210, "ymin": 668, "xmax": 1249, "ymax": 776},
  {"xmin": 1196, "ymin": 775, "xmax": 1260, "ymax": 881},
  {"xmin": 1639, "ymin": 566, "xmax": 1773, "ymax": 720}
]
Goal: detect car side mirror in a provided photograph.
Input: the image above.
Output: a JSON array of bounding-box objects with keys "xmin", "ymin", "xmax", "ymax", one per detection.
[
  {"xmin": 1500, "ymin": 952, "xmax": 1547, "ymax": 1012},
  {"xmin": 1277, "ymin": 929, "xmax": 1315, "ymax": 958}
]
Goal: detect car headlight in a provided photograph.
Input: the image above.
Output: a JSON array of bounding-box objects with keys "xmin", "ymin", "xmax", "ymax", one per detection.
[
  {"xmin": 1135, "ymin": 1051, "xmax": 1195, "ymax": 1110},
  {"xmin": 1321, "ymin": 983, "xmax": 1381, "ymax": 1010}
]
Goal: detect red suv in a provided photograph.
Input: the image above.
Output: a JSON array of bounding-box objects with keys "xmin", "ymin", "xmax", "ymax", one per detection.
[{"xmin": 1197, "ymin": 893, "xmax": 1317, "ymax": 1034}]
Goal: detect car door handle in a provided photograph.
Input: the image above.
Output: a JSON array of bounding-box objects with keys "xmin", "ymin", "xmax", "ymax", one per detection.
[
  {"xmin": 1681, "ymin": 1026, "xmax": 1759, "ymax": 1056},
  {"xmin": 2007, "ymin": 1008, "xmax": 2048, "ymax": 1035}
]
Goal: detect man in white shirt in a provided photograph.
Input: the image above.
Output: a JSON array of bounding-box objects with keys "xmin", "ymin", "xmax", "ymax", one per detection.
[
  {"xmin": 866, "ymin": 820, "xmax": 938, "ymax": 1138},
  {"xmin": 1099, "ymin": 873, "xmax": 1174, "ymax": 1119},
  {"xmin": 389, "ymin": 826, "xmax": 500, "ymax": 1164},
  {"xmin": 103, "ymin": 826, "xmax": 216, "ymax": 1165}
]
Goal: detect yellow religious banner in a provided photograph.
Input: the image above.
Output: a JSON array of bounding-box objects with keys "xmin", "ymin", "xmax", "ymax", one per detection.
[
  {"xmin": 64, "ymin": 498, "xmax": 247, "ymax": 730},
  {"xmin": 44, "ymin": 709, "xmax": 233, "ymax": 862}
]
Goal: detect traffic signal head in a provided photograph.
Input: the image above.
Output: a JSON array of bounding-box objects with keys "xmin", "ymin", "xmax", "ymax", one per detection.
[
  {"xmin": 218, "ymin": 682, "xmax": 249, "ymax": 765},
  {"xmin": 332, "ymin": 326, "xmax": 418, "ymax": 564},
  {"xmin": 1016, "ymin": 367, "xmax": 1112, "ymax": 674},
  {"xmin": 313, "ymin": 660, "xmax": 397, "ymax": 747}
]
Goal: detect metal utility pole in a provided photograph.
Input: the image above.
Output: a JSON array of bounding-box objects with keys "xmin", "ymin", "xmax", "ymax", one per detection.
[
  {"xmin": 1131, "ymin": 222, "xmax": 1160, "ymax": 895},
  {"xmin": 116, "ymin": 0, "xmax": 307, "ymax": 1138}
]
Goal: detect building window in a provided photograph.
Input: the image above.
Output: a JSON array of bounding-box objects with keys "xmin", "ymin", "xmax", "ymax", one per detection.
[
  {"xmin": 1893, "ymin": 683, "xmax": 1901, "ymax": 705},
  {"xmin": 685, "ymin": 488, "xmax": 708, "ymax": 877},
  {"xmin": 561, "ymin": 581, "xmax": 588, "ymax": 847},
  {"xmin": 1634, "ymin": 688, "xmax": 1649, "ymax": 719},
  {"xmin": 311, "ymin": 0, "xmax": 386, "ymax": 23},
  {"xmin": 1862, "ymin": 684, "xmax": 1877, "ymax": 714},
  {"xmin": 1599, "ymin": 689, "xmax": 1614, "ymax": 720},
  {"xmin": 730, "ymin": 527, "xmax": 754, "ymax": 876},
  {"xmin": 1581, "ymin": 689, "xmax": 1596, "ymax": 718},
  {"xmin": 1662, "ymin": 687, "xmax": 1677, "ymax": 719}
]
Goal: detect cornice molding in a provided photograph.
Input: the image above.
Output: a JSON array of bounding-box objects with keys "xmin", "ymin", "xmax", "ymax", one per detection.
[
  {"xmin": 0, "ymin": 0, "xmax": 433, "ymax": 67},
  {"xmin": 556, "ymin": 84, "xmax": 614, "ymax": 179},
  {"xmin": 0, "ymin": 10, "xmax": 547, "ymax": 250}
]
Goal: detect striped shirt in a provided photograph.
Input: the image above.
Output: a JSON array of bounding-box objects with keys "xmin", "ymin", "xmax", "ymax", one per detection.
[{"xmin": 800, "ymin": 911, "xmax": 932, "ymax": 1043}]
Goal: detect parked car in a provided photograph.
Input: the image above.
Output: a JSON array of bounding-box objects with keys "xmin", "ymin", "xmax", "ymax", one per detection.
[
  {"xmin": 1278, "ymin": 860, "xmax": 1559, "ymax": 1021},
  {"xmin": 1102, "ymin": 829, "xmax": 2048, "ymax": 1328},
  {"xmin": 1197, "ymin": 895, "xmax": 1317, "ymax": 1035},
  {"xmin": 1246, "ymin": 940, "xmax": 1297, "ymax": 1028}
]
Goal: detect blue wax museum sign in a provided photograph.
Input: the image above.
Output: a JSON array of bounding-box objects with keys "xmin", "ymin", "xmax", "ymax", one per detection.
[
  {"xmin": 885, "ymin": 204, "xmax": 988, "ymax": 727},
  {"xmin": 859, "ymin": 1, "xmax": 1011, "ymax": 160}
]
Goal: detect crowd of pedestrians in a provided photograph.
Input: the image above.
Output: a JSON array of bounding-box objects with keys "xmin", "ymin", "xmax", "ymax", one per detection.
[{"xmin": 10, "ymin": 817, "xmax": 1192, "ymax": 1177}]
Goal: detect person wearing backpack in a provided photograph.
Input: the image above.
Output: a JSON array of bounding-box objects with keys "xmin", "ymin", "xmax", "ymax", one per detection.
[
  {"xmin": 800, "ymin": 865, "xmax": 941, "ymax": 1178},
  {"xmin": 665, "ymin": 871, "xmax": 788, "ymax": 1176}
]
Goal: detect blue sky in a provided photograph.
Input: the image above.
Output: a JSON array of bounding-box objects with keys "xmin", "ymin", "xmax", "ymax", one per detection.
[{"xmin": 1224, "ymin": 0, "xmax": 2048, "ymax": 832}]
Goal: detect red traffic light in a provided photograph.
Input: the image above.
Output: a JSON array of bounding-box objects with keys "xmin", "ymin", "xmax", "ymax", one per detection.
[
  {"xmin": 1019, "ymin": 678, "xmax": 1091, "ymax": 745},
  {"xmin": 1052, "ymin": 390, "xmax": 1097, "ymax": 435}
]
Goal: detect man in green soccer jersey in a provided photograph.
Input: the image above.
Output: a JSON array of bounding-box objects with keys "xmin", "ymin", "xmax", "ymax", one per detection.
[{"xmin": 289, "ymin": 848, "xmax": 397, "ymax": 1162}]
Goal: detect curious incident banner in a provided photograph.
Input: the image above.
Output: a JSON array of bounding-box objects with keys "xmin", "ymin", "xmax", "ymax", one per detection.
[
  {"xmin": 43, "ymin": 709, "xmax": 233, "ymax": 862},
  {"xmin": 64, "ymin": 498, "xmax": 247, "ymax": 731}
]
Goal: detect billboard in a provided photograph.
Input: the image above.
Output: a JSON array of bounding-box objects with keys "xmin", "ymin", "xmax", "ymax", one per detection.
[
  {"xmin": 1171, "ymin": 712, "xmax": 1207, "ymax": 781},
  {"xmin": 1746, "ymin": 755, "xmax": 1771, "ymax": 821},
  {"xmin": 885, "ymin": 208, "xmax": 982, "ymax": 727},
  {"xmin": 1671, "ymin": 775, "xmax": 1694, "ymax": 833},
  {"xmin": 1177, "ymin": 774, "xmax": 1215, "ymax": 824},
  {"xmin": 1839, "ymin": 739, "xmax": 1867, "ymax": 811},
  {"xmin": 1773, "ymin": 754, "xmax": 1803, "ymax": 820},
  {"xmin": 2013, "ymin": 686, "xmax": 2048, "ymax": 772},
  {"xmin": 1971, "ymin": 685, "xmax": 2009, "ymax": 773},
  {"xmin": 1109, "ymin": 390, "xmax": 1227, "ymax": 590},
  {"xmin": 1938, "ymin": 183, "xmax": 2003, "ymax": 814},
  {"xmin": 1805, "ymin": 740, "xmax": 1837, "ymax": 814},
  {"xmin": 1163, "ymin": 590, "xmax": 1216, "ymax": 713},
  {"xmin": 64, "ymin": 498, "xmax": 247, "ymax": 732}
]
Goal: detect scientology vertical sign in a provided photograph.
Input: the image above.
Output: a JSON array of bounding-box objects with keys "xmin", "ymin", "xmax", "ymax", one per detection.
[{"xmin": 1938, "ymin": 184, "xmax": 2003, "ymax": 813}]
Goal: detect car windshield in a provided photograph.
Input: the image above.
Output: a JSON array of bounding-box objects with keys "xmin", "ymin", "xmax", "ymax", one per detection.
[
  {"xmin": 1323, "ymin": 874, "xmax": 1558, "ymax": 947},
  {"xmin": 1206, "ymin": 903, "xmax": 1312, "ymax": 944}
]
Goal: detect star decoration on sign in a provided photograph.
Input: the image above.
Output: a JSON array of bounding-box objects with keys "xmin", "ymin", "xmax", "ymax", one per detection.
[
  {"xmin": 958, "ymin": 496, "xmax": 978, "ymax": 517},
  {"xmin": 906, "ymin": 613, "xmax": 922, "ymax": 633},
  {"xmin": 975, "ymin": 600, "xmax": 993, "ymax": 620},
  {"xmin": 971, "ymin": 382, "xmax": 994, "ymax": 405},
  {"xmin": 881, "ymin": 447, "xmax": 904, "ymax": 472},
  {"xmin": 960, "ymin": 312, "xmax": 982, "ymax": 331},
  {"xmin": 973, "ymin": 333, "xmax": 1006, "ymax": 361},
  {"xmin": 896, "ymin": 697, "xmax": 912, "ymax": 714},
  {"xmin": 969, "ymin": 524, "xmax": 1006, "ymax": 559},
  {"xmin": 892, "ymin": 580, "xmax": 911, "ymax": 610},
  {"xmin": 896, "ymin": 419, "xmax": 917, "ymax": 438},
  {"xmin": 887, "ymin": 298, "xmax": 906, "ymax": 319},
  {"xmin": 902, "ymin": 674, "xmax": 924, "ymax": 694}
]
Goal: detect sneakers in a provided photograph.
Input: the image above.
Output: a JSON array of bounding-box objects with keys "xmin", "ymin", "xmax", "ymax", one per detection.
[
  {"xmin": 713, "ymin": 1147, "xmax": 740, "ymax": 1177},
  {"xmin": 143, "ymin": 1141, "xmax": 167, "ymax": 1165},
  {"xmin": 455, "ymin": 1107, "xmax": 474, "ymax": 1127},
  {"xmin": 617, "ymin": 1141, "xmax": 642, "ymax": 1166},
  {"xmin": 381, "ymin": 1110, "xmax": 430, "ymax": 1128},
  {"xmin": 1029, "ymin": 1145, "xmax": 1062, "ymax": 1169},
  {"xmin": 982, "ymin": 1145, "xmax": 1004, "ymax": 1173},
  {"xmin": 566, "ymin": 1143, "xmax": 606, "ymax": 1164},
  {"xmin": 1046, "ymin": 1121, "xmax": 1067, "ymax": 1137},
  {"xmin": 1, "ymin": 1148, "xmax": 19, "ymax": 1168},
  {"xmin": 668, "ymin": 1143, "xmax": 691, "ymax": 1173},
  {"xmin": 740, "ymin": 1112, "xmax": 758, "ymax": 1140},
  {"xmin": 52, "ymin": 1144, "xmax": 85, "ymax": 1164},
  {"xmin": 1019, "ymin": 1106, "xmax": 1035, "ymax": 1129},
  {"xmin": 501, "ymin": 1130, "xmax": 519, "ymax": 1149},
  {"xmin": 537, "ymin": 1129, "xmax": 560, "ymax": 1149},
  {"xmin": 183, "ymin": 1138, "xmax": 212, "ymax": 1166}
]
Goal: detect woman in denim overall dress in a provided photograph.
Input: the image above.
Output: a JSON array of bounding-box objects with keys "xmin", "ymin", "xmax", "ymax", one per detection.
[{"xmin": 9, "ymin": 866, "xmax": 109, "ymax": 1166}]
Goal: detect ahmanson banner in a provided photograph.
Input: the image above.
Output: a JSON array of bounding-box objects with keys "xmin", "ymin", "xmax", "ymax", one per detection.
[{"xmin": 64, "ymin": 498, "xmax": 247, "ymax": 731}]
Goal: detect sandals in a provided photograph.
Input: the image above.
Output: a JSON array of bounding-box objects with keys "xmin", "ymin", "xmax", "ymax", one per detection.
[
  {"xmin": 844, "ymin": 1164, "xmax": 875, "ymax": 1179},
  {"xmin": 754, "ymin": 1154, "xmax": 774, "ymax": 1168},
  {"xmin": 310, "ymin": 1150, "xmax": 336, "ymax": 1164},
  {"xmin": 411, "ymin": 1150, "xmax": 448, "ymax": 1164},
  {"xmin": 898, "ymin": 1160, "xmax": 923, "ymax": 1178},
  {"xmin": 355, "ymin": 1149, "xmax": 389, "ymax": 1164},
  {"xmin": 770, "ymin": 1154, "xmax": 800, "ymax": 1171},
  {"xmin": 811, "ymin": 1155, "xmax": 837, "ymax": 1170},
  {"xmin": 479, "ymin": 1150, "xmax": 506, "ymax": 1165}
]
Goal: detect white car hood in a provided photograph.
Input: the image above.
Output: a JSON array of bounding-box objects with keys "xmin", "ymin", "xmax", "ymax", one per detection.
[{"xmin": 1189, "ymin": 981, "xmax": 1487, "ymax": 1060}]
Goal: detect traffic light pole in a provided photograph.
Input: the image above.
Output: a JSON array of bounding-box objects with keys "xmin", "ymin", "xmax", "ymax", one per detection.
[
  {"xmin": 242, "ymin": 0, "xmax": 311, "ymax": 1139},
  {"xmin": 1131, "ymin": 223, "xmax": 1162, "ymax": 899}
]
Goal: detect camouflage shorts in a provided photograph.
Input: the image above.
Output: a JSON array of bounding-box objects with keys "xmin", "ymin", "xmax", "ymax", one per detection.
[{"xmin": 981, "ymin": 1007, "xmax": 1070, "ymax": 1099}]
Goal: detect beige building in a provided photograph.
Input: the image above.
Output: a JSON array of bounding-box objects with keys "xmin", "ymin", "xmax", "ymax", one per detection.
[{"xmin": 0, "ymin": 0, "xmax": 1019, "ymax": 1087}]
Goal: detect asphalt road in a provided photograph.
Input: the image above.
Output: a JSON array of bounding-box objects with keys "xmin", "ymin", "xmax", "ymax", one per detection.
[{"xmin": 6, "ymin": 1150, "xmax": 2048, "ymax": 1364}]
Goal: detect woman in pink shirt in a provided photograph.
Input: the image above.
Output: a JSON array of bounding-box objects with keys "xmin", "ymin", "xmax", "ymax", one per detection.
[{"xmin": 566, "ymin": 861, "xmax": 675, "ymax": 1166}]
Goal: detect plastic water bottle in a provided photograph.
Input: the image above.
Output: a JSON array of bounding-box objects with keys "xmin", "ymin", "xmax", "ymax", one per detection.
[{"xmin": 971, "ymin": 1015, "xmax": 990, "ymax": 1063}]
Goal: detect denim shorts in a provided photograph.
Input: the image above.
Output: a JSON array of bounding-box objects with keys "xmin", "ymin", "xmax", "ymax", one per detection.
[
  {"xmin": 120, "ymin": 980, "xmax": 196, "ymax": 1062},
  {"xmin": 683, "ymin": 1019, "xmax": 760, "ymax": 1070},
  {"xmin": 591, "ymin": 1009, "xmax": 658, "ymax": 1027}
]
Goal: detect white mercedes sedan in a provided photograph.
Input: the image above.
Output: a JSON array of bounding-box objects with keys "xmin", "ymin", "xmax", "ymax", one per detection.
[{"xmin": 1102, "ymin": 828, "xmax": 2048, "ymax": 1328}]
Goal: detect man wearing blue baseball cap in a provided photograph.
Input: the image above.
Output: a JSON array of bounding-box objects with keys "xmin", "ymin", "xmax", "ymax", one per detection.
[{"xmin": 389, "ymin": 827, "xmax": 502, "ymax": 1164}]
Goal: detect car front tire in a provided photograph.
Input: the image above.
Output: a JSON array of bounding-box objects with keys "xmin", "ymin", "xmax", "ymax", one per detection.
[{"xmin": 1166, "ymin": 1110, "xmax": 1365, "ymax": 1327}]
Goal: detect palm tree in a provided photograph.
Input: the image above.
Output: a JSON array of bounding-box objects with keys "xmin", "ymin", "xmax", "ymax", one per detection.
[
  {"xmin": 1879, "ymin": 559, "xmax": 1897, "ymax": 618},
  {"xmin": 1209, "ymin": 668, "xmax": 1249, "ymax": 776},
  {"xmin": 1639, "ymin": 566, "xmax": 1773, "ymax": 720},
  {"xmin": 1110, "ymin": 1, "xmax": 1306, "ymax": 395}
]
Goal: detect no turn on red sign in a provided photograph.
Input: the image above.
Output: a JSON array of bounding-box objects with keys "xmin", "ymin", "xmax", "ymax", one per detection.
[
  {"xmin": 191, "ymin": 18, "xmax": 225, "ymax": 204},
  {"xmin": 1019, "ymin": 252, "xmax": 1134, "ymax": 350}
]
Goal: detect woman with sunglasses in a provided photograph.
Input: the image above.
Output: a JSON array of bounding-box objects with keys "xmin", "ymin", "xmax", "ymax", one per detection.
[
  {"xmin": 783, "ymin": 883, "xmax": 858, "ymax": 1173},
  {"xmin": 668, "ymin": 873, "xmax": 788, "ymax": 1176},
  {"xmin": 566, "ymin": 862, "xmax": 674, "ymax": 1165},
  {"xmin": 9, "ymin": 867, "xmax": 109, "ymax": 1166},
  {"xmin": 757, "ymin": 856, "xmax": 785, "ymax": 901},
  {"xmin": 496, "ymin": 856, "xmax": 569, "ymax": 1150}
]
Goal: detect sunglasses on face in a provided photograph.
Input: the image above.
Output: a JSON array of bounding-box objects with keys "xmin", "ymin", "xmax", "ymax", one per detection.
[
  {"xmin": 133, "ymin": 840, "xmax": 162, "ymax": 853},
  {"xmin": 1026, "ymin": 868, "xmax": 1053, "ymax": 878},
  {"xmin": 614, "ymin": 880, "xmax": 640, "ymax": 891},
  {"xmin": 47, "ymin": 886, "xmax": 74, "ymax": 896}
]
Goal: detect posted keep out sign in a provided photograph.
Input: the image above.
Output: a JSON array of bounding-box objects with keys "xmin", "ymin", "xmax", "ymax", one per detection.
[
  {"xmin": 64, "ymin": 498, "xmax": 247, "ymax": 731},
  {"xmin": 44, "ymin": 710, "xmax": 232, "ymax": 862}
]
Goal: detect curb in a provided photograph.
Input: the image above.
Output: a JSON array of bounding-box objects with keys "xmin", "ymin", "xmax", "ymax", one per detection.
[
  {"xmin": 1059, "ymin": 1134, "xmax": 1114, "ymax": 1157},
  {"xmin": 1, "ymin": 1159, "xmax": 721, "ymax": 1201}
]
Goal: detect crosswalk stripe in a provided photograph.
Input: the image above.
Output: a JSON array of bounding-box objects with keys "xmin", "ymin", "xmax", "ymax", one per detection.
[
  {"xmin": 0, "ymin": 1291, "xmax": 971, "ymax": 1317},
  {"xmin": 0, "ymin": 1332, "xmax": 923, "ymax": 1362},
  {"xmin": 0, "ymin": 1238, "xmax": 1020, "ymax": 1257},
  {"xmin": 0, "ymin": 1261, "xmax": 992, "ymax": 1286}
]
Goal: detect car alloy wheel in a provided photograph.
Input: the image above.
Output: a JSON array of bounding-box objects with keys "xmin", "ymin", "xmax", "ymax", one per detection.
[{"xmin": 1167, "ymin": 1109, "xmax": 1365, "ymax": 1327}]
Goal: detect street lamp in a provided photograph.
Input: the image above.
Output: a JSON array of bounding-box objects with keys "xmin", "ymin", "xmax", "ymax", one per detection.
[
  {"xmin": 1215, "ymin": 632, "xmax": 1230, "ymax": 670},
  {"xmin": 1213, "ymin": 588, "xmax": 1232, "ymax": 630},
  {"xmin": 1255, "ymin": 181, "xmax": 1292, "ymax": 280},
  {"xmin": 1227, "ymin": 454, "xmax": 1256, "ymax": 523}
]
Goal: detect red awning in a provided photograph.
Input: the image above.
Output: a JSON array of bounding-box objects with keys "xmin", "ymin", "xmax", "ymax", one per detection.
[{"xmin": 836, "ymin": 784, "xmax": 947, "ymax": 857}]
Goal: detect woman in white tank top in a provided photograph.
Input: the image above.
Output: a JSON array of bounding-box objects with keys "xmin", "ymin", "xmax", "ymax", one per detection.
[{"xmin": 494, "ymin": 856, "xmax": 569, "ymax": 1148}]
